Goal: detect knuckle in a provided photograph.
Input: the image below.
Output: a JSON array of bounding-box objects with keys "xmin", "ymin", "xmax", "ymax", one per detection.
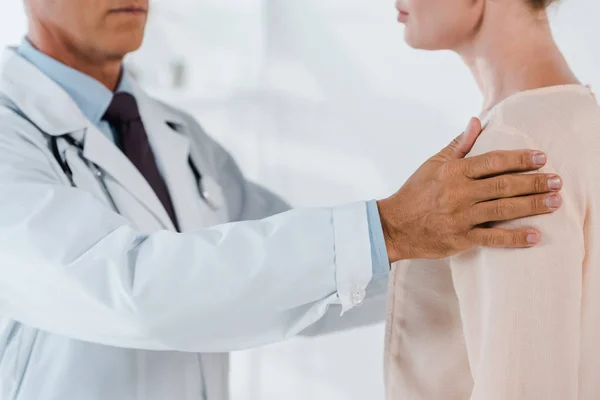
[
  {"xmin": 493, "ymin": 177, "xmax": 509, "ymax": 196},
  {"xmin": 484, "ymin": 154, "xmax": 498, "ymax": 171},
  {"xmin": 473, "ymin": 231, "xmax": 488, "ymax": 246},
  {"xmin": 493, "ymin": 233, "xmax": 512, "ymax": 247},
  {"xmin": 436, "ymin": 192, "xmax": 455, "ymax": 212},
  {"xmin": 484, "ymin": 233, "xmax": 502, "ymax": 246},
  {"xmin": 512, "ymin": 232, "xmax": 524, "ymax": 247},
  {"xmin": 465, "ymin": 230, "xmax": 477, "ymax": 244},
  {"xmin": 532, "ymin": 195, "xmax": 546, "ymax": 212},
  {"xmin": 456, "ymin": 160, "xmax": 470, "ymax": 177},
  {"xmin": 436, "ymin": 184, "xmax": 465, "ymax": 210},
  {"xmin": 450, "ymin": 137, "xmax": 461, "ymax": 149},
  {"xmin": 442, "ymin": 161, "xmax": 462, "ymax": 179},
  {"xmin": 492, "ymin": 233, "xmax": 508, "ymax": 246},
  {"xmin": 533, "ymin": 176, "xmax": 547, "ymax": 193},
  {"xmin": 470, "ymin": 231, "xmax": 488, "ymax": 246},
  {"xmin": 466, "ymin": 206, "xmax": 483, "ymax": 225},
  {"xmin": 492, "ymin": 201, "xmax": 509, "ymax": 218},
  {"xmin": 448, "ymin": 213, "xmax": 465, "ymax": 230}
]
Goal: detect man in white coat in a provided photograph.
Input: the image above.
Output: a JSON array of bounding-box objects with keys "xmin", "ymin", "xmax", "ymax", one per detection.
[{"xmin": 0, "ymin": 0, "xmax": 564, "ymax": 399}]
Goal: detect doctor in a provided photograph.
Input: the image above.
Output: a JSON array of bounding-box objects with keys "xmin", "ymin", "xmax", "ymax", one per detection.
[{"xmin": 0, "ymin": 0, "xmax": 563, "ymax": 399}]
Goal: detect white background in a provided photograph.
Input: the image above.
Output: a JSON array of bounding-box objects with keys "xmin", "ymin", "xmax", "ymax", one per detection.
[{"xmin": 1, "ymin": 1, "xmax": 599, "ymax": 399}]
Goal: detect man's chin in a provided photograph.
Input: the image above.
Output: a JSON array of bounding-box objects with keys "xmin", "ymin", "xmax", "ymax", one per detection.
[
  {"xmin": 104, "ymin": 35, "xmax": 145, "ymax": 58},
  {"xmin": 102, "ymin": 44, "xmax": 142, "ymax": 62}
]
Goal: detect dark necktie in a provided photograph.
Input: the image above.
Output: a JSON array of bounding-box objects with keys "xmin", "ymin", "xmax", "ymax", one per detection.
[{"xmin": 103, "ymin": 92, "xmax": 179, "ymax": 230}]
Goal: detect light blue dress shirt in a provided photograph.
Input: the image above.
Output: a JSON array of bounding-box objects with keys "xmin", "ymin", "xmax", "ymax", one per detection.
[
  {"xmin": 366, "ymin": 201, "xmax": 390, "ymax": 276},
  {"xmin": 17, "ymin": 38, "xmax": 390, "ymax": 278},
  {"xmin": 18, "ymin": 39, "xmax": 133, "ymax": 144}
]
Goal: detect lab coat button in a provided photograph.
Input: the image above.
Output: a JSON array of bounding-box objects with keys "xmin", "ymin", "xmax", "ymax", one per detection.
[{"xmin": 351, "ymin": 288, "xmax": 365, "ymax": 307}]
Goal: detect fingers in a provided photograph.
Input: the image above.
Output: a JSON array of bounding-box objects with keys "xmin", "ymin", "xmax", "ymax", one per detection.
[
  {"xmin": 468, "ymin": 228, "xmax": 541, "ymax": 248},
  {"xmin": 473, "ymin": 173, "xmax": 562, "ymax": 202},
  {"xmin": 461, "ymin": 150, "xmax": 548, "ymax": 179},
  {"xmin": 438, "ymin": 117, "xmax": 483, "ymax": 161},
  {"xmin": 452, "ymin": 117, "xmax": 483, "ymax": 159},
  {"xmin": 470, "ymin": 193, "xmax": 562, "ymax": 226}
]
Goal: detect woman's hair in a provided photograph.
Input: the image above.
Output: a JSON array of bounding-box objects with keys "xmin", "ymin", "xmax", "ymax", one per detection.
[{"xmin": 528, "ymin": 0, "xmax": 557, "ymax": 9}]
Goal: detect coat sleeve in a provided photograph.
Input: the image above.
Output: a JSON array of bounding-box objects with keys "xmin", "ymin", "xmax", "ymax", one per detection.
[
  {"xmin": 0, "ymin": 124, "xmax": 376, "ymax": 353},
  {"xmin": 204, "ymin": 128, "xmax": 388, "ymax": 336}
]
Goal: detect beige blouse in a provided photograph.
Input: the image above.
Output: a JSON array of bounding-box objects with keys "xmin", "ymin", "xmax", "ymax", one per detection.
[{"xmin": 385, "ymin": 85, "xmax": 600, "ymax": 400}]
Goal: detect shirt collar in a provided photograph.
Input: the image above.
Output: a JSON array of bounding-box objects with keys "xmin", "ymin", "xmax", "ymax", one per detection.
[{"xmin": 17, "ymin": 38, "xmax": 134, "ymax": 125}]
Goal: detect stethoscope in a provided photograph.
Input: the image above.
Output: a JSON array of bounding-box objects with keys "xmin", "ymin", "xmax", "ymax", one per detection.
[{"xmin": 49, "ymin": 132, "xmax": 221, "ymax": 214}]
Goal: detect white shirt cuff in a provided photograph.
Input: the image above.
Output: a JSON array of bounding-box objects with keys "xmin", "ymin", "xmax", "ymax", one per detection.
[{"xmin": 332, "ymin": 201, "xmax": 374, "ymax": 314}]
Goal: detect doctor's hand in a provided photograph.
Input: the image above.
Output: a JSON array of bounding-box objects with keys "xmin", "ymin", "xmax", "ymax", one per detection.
[{"xmin": 378, "ymin": 118, "xmax": 563, "ymax": 263}]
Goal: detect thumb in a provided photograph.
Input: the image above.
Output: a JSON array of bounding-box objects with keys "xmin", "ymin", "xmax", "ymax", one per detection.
[
  {"xmin": 438, "ymin": 117, "xmax": 483, "ymax": 161},
  {"xmin": 454, "ymin": 117, "xmax": 483, "ymax": 158}
]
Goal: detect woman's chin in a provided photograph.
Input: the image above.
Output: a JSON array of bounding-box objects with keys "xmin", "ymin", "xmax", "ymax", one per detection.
[
  {"xmin": 403, "ymin": 34, "xmax": 426, "ymax": 50},
  {"xmin": 404, "ymin": 33, "xmax": 445, "ymax": 51}
]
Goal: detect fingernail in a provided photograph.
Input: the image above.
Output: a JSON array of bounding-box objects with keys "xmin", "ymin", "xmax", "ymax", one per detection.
[
  {"xmin": 545, "ymin": 194, "xmax": 562, "ymax": 209},
  {"xmin": 527, "ymin": 231, "xmax": 540, "ymax": 244},
  {"xmin": 532, "ymin": 152, "xmax": 547, "ymax": 166},
  {"xmin": 548, "ymin": 176, "xmax": 563, "ymax": 190}
]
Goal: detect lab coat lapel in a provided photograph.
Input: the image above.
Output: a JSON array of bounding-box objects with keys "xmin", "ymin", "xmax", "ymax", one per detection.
[
  {"xmin": 1, "ymin": 48, "xmax": 176, "ymax": 230},
  {"xmin": 133, "ymin": 89, "xmax": 212, "ymax": 232},
  {"xmin": 82, "ymin": 124, "xmax": 177, "ymax": 231}
]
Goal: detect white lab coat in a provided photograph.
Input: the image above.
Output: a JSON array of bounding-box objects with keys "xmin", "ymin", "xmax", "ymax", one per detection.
[{"xmin": 0, "ymin": 48, "xmax": 387, "ymax": 400}]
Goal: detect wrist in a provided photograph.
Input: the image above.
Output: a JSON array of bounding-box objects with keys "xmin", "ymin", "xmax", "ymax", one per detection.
[{"xmin": 377, "ymin": 199, "xmax": 408, "ymax": 263}]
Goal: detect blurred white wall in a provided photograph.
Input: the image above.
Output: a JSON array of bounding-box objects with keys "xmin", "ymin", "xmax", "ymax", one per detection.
[
  {"xmin": 0, "ymin": 1, "xmax": 27, "ymax": 50},
  {"xmin": 1, "ymin": 1, "xmax": 599, "ymax": 399}
]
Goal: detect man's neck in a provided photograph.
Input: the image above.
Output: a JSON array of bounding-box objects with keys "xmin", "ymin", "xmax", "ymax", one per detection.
[
  {"xmin": 27, "ymin": 28, "xmax": 123, "ymax": 92},
  {"xmin": 458, "ymin": 11, "xmax": 578, "ymax": 112}
]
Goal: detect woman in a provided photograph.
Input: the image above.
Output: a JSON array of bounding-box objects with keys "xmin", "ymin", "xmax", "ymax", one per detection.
[{"xmin": 385, "ymin": 0, "xmax": 600, "ymax": 399}]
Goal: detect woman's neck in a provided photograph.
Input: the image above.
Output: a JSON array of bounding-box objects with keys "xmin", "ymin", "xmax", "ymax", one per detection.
[{"xmin": 458, "ymin": 10, "xmax": 579, "ymax": 112}]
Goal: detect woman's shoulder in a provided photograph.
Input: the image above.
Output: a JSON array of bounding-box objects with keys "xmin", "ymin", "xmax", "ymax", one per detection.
[{"xmin": 471, "ymin": 85, "xmax": 600, "ymax": 172}]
